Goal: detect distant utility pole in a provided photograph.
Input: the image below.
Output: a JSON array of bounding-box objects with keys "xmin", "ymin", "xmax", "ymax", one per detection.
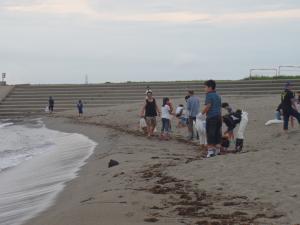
[
  {"xmin": 1, "ymin": 73, "xmax": 6, "ymax": 85},
  {"xmin": 85, "ymin": 74, "xmax": 88, "ymax": 84}
]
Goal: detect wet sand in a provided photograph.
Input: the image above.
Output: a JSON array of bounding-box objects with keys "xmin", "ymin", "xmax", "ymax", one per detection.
[{"xmin": 24, "ymin": 96, "xmax": 300, "ymax": 225}]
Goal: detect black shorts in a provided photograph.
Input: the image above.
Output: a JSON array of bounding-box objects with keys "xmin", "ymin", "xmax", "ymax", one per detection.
[
  {"xmin": 206, "ymin": 116, "xmax": 222, "ymax": 145},
  {"xmin": 223, "ymin": 115, "xmax": 235, "ymax": 132}
]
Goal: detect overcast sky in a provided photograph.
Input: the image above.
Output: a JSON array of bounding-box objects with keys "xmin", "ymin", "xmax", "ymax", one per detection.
[{"xmin": 1, "ymin": 0, "xmax": 300, "ymax": 84}]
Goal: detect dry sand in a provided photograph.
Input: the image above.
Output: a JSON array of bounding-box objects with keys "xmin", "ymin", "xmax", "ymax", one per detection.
[{"xmin": 24, "ymin": 95, "xmax": 300, "ymax": 225}]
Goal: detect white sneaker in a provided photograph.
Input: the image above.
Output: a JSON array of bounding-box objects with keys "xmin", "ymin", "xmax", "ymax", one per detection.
[{"xmin": 206, "ymin": 150, "xmax": 216, "ymax": 158}]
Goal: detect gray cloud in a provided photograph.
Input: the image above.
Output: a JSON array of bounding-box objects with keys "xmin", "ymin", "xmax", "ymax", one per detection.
[{"xmin": 0, "ymin": 0, "xmax": 300, "ymax": 84}]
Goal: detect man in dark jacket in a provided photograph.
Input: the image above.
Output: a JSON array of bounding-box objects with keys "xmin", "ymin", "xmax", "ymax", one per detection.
[{"xmin": 281, "ymin": 82, "xmax": 300, "ymax": 131}]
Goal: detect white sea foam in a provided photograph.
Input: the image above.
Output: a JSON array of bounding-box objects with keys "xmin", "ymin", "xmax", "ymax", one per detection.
[
  {"xmin": 0, "ymin": 122, "xmax": 13, "ymax": 129},
  {"xmin": 0, "ymin": 119, "xmax": 97, "ymax": 225}
]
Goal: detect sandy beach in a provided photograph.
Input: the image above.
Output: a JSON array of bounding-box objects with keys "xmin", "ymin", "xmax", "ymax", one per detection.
[{"xmin": 23, "ymin": 95, "xmax": 300, "ymax": 225}]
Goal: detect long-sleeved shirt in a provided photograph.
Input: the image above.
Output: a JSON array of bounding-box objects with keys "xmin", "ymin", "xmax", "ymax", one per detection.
[{"xmin": 187, "ymin": 95, "xmax": 200, "ymax": 117}]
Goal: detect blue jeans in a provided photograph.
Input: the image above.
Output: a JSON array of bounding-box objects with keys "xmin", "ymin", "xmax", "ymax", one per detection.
[
  {"xmin": 283, "ymin": 108, "xmax": 300, "ymax": 130},
  {"xmin": 161, "ymin": 118, "xmax": 170, "ymax": 133}
]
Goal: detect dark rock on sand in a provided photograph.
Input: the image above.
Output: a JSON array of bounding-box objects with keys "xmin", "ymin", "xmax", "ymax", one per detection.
[{"xmin": 108, "ymin": 159, "xmax": 119, "ymax": 168}]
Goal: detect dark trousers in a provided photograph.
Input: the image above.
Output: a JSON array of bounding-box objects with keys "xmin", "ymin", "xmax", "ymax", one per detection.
[
  {"xmin": 188, "ymin": 116, "xmax": 199, "ymax": 139},
  {"xmin": 283, "ymin": 108, "xmax": 300, "ymax": 130},
  {"xmin": 161, "ymin": 118, "xmax": 170, "ymax": 133},
  {"xmin": 206, "ymin": 116, "xmax": 222, "ymax": 145}
]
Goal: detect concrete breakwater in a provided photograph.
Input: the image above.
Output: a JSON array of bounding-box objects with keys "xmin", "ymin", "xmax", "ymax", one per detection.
[{"xmin": 0, "ymin": 80, "xmax": 300, "ymax": 117}]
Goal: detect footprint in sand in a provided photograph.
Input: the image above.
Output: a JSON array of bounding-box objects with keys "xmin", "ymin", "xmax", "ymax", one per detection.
[{"xmin": 125, "ymin": 212, "xmax": 134, "ymax": 217}]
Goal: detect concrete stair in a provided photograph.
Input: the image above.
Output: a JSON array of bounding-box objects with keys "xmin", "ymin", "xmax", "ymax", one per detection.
[{"xmin": 1, "ymin": 80, "xmax": 300, "ymax": 118}]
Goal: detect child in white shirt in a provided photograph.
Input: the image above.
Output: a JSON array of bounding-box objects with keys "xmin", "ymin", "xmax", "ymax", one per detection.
[{"xmin": 161, "ymin": 97, "xmax": 171, "ymax": 140}]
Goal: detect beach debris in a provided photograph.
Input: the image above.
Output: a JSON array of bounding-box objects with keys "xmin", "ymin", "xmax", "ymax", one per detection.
[
  {"xmin": 80, "ymin": 197, "xmax": 95, "ymax": 203},
  {"xmin": 144, "ymin": 217, "xmax": 159, "ymax": 223},
  {"xmin": 108, "ymin": 159, "xmax": 119, "ymax": 168}
]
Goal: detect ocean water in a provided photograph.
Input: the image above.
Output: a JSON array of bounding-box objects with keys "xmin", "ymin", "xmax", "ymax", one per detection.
[{"xmin": 0, "ymin": 119, "xmax": 97, "ymax": 225}]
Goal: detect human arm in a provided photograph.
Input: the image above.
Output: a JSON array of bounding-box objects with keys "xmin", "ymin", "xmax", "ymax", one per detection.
[
  {"xmin": 202, "ymin": 104, "xmax": 211, "ymax": 115},
  {"xmin": 202, "ymin": 94, "xmax": 211, "ymax": 115},
  {"xmin": 169, "ymin": 102, "xmax": 174, "ymax": 113},
  {"xmin": 187, "ymin": 98, "xmax": 191, "ymax": 111}
]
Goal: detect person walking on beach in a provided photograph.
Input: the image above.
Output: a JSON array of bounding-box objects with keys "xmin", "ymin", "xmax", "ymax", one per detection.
[
  {"xmin": 186, "ymin": 90, "xmax": 200, "ymax": 140},
  {"xmin": 201, "ymin": 80, "xmax": 222, "ymax": 158},
  {"xmin": 140, "ymin": 91, "xmax": 161, "ymax": 137},
  {"xmin": 160, "ymin": 97, "xmax": 172, "ymax": 140},
  {"xmin": 77, "ymin": 100, "xmax": 83, "ymax": 117},
  {"xmin": 48, "ymin": 96, "xmax": 54, "ymax": 113},
  {"xmin": 280, "ymin": 82, "xmax": 300, "ymax": 132}
]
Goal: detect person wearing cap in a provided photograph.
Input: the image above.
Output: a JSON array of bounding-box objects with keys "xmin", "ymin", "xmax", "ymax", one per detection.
[
  {"xmin": 145, "ymin": 86, "xmax": 152, "ymax": 99},
  {"xmin": 140, "ymin": 91, "xmax": 161, "ymax": 137},
  {"xmin": 280, "ymin": 82, "xmax": 300, "ymax": 131}
]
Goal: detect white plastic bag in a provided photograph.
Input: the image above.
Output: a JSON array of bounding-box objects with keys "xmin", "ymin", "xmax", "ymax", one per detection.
[
  {"xmin": 195, "ymin": 117, "xmax": 207, "ymax": 145},
  {"xmin": 236, "ymin": 111, "xmax": 248, "ymax": 139},
  {"xmin": 45, "ymin": 106, "xmax": 49, "ymax": 113},
  {"xmin": 265, "ymin": 119, "xmax": 283, "ymax": 126},
  {"xmin": 139, "ymin": 118, "xmax": 147, "ymax": 131},
  {"xmin": 195, "ymin": 119, "xmax": 206, "ymax": 134}
]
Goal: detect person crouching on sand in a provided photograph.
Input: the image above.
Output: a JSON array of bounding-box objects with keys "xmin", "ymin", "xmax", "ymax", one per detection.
[
  {"xmin": 77, "ymin": 100, "xmax": 83, "ymax": 117},
  {"xmin": 280, "ymin": 82, "xmax": 300, "ymax": 132},
  {"xmin": 201, "ymin": 80, "xmax": 222, "ymax": 158},
  {"xmin": 222, "ymin": 108, "xmax": 242, "ymax": 141},
  {"xmin": 140, "ymin": 91, "xmax": 161, "ymax": 137},
  {"xmin": 160, "ymin": 97, "xmax": 172, "ymax": 140},
  {"xmin": 175, "ymin": 104, "xmax": 186, "ymax": 128}
]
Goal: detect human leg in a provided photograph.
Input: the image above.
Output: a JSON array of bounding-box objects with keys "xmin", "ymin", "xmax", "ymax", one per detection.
[
  {"xmin": 290, "ymin": 108, "xmax": 300, "ymax": 124},
  {"xmin": 161, "ymin": 118, "xmax": 168, "ymax": 134},
  {"xmin": 146, "ymin": 117, "xmax": 152, "ymax": 136},
  {"xmin": 283, "ymin": 111, "xmax": 290, "ymax": 130},
  {"xmin": 150, "ymin": 117, "xmax": 157, "ymax": 136},
  {"xmin": 206, "ymin": 117, "xmax": 220, "ymax": 157},
  {"xmin": 188, "ymin": 116, "xmax": 194, "ymax": 139},
  {"xmin": 164, "ymin": 119, "xmax": 170, "ymax": 139}
]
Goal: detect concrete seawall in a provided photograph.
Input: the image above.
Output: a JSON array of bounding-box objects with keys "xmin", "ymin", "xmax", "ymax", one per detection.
[
  {"xmin": 0, "ymin": 86, "xmax": 14, "ymax": 102},
  {"xmin": 1, "ymin": 80, "xmax": 300, "ymax": 117}
]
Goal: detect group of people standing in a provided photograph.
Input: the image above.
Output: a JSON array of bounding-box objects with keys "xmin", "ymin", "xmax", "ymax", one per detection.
[
  {"xmin": 140, "ymin": 80, "xmax": 244, "ymax": 158},
  {"xmin": 46, "ymin": 97, "xmax": 84, "ymax": 117}
]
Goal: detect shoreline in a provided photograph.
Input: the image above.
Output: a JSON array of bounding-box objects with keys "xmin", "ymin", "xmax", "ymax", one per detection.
[
  {"xmin": 23, "ymin": 96, "xmax": 300, "ymax": 225},
  {"xmin": 23, "ymin": 116, "xmax": 202, "ymax": 225},
  {"xmin": 0, "ymin": 118, "xmax": 97, "ymax": 225}
]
